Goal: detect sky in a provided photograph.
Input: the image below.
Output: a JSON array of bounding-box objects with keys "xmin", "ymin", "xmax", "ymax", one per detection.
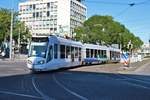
[{"xmin": 0, "ymin": 0, "xmax": 150, "ymax": 44}]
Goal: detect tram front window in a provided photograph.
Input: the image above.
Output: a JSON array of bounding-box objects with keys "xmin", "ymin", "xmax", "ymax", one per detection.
[{"xmin": 30, "ymin": 45, "xmax": 47, "ymax": 58}]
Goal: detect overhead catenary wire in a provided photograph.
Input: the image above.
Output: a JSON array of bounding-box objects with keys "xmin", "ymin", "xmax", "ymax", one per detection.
[
  {"xmin": 83, "ymin": 0, "xmax": 150, "ymax": 42},
  {"xmin": 83, "ymin": 0, "xmax": 129, "ymax": 5},
  {"xmin": 84, "ymin": 0, "xmax": 150, "ymax": 18},
  {"xmin": 84, "ymin": 0, "xmax": 150, "ymax": 6},
  {"xmin": 114, "ymin": 6, "xmax": 133, "ymax": 18}
]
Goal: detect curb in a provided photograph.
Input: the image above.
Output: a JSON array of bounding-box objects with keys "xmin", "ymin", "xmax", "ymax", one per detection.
[
  {"xmin": 134, "ymin": 62, "xmax": 150, "ymax": 73},
  {"xmin": 0, "ymin": 58, "xmax": 26, "ymax": 62}
]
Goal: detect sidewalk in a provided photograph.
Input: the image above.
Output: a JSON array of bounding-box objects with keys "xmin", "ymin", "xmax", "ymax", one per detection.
[
  {"xmin": 129, "ymin": 60, "xmax": 150, "ymax": 75},
  {"xmin": 117, "ymin": 58, "xmax": 150, "ymax": 74},
  {"xmin": 0, "ymin": 54, "xmax": 27, "ymax": 62},
  {"xmin": 70, "ymin": 58, "xmax": 150, "ymax": 74}
]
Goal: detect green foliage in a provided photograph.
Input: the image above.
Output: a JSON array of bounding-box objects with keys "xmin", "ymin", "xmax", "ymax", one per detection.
[
  {"xmin": 13, "ymin": 21, "xmax": 31, "ymax": 44},
  {"xmin": 74, "ymin": 15, "xmax": 143, "ymax": 51},
  {"xmin": 0, "ymin": 8, "xmax": 11, "ymax": 43},
  {"xmin": 0, "ymin": 8, "xmax": 31, "ymax": 45}
]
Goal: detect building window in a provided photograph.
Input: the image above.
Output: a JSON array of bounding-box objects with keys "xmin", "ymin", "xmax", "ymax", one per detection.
[
  {"xmin": 30, "ymin": 5, "xmax": 32, "ymax": 9},
  {"xmin": 33, "ymin": 12, "xmax": 35, "ymax": 18},
  {"xmin": 40, "ymin": 12, "xmax": 42, "ymax": 17},
  {"xmin": 33, "ymin": 4, "xmax": 36, "ymax": 9},
  {"xmin": 51, "ymin": 2, "xmax": 54, "ymax": 5},
  {"xmin": 36, "ymin": 12, "xmax": 39, "ymax": 17},
  {"xmin": 47, "ymin": 3, "xmax": 50, "ymax": 8},
  {"xmin": 50, "ymin": 28, "xmax": 53, "ymax": 31},
  {"xmin": 54, "ymin": 28, "xmax": 57, "ymax": 31},
  {"xmin": 47, "ymin": 11, "xmax": 50, "ymax": 17}
]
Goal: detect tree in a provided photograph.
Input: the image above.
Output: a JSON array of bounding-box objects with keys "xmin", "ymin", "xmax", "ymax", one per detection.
[
  {"xmin": 0, "ymin": 8, "xmax": 11, "ymax": 43},
  {"xmin": 13, "ymin": 21, "xmax": 31, "ymax": 44},
  {"xmin": 0, "ymin": 8, "xmax": 31, "ymax": 45},
  {"xmin": 74, "ymin": 15, "xmax": 143, "ymax": 51}
]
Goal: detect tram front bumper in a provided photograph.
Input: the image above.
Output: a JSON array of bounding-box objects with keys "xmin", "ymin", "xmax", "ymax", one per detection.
[{"xmin": 27, "ymin": 63, "xmax": 48, "ymax": 72}]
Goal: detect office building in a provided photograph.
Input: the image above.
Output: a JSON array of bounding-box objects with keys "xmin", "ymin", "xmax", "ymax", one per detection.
[{"xmin": 18, "ymin": 0, "xmax": 87, "ymax": 37}]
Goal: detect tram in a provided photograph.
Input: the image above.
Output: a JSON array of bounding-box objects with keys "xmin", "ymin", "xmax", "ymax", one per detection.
[{"xmin": 27, "ymin": 35, "xmax": 121, "ymax": 72}]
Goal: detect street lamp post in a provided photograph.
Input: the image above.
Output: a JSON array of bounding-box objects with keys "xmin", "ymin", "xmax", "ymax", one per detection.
[
  {"xmin": 9, "ymin": 3, "xmax": 14, "ymax": 60},
  {"xmin": 18, "ymin": 27, "xmax": 21, "ymax": 58},
  {"xmin": 127, "ymin": 40, "xmax": 133, "ymax": 67},
  {"xmin": 119, "ymin": 33, "xmax": 122, "ymax": 49}
]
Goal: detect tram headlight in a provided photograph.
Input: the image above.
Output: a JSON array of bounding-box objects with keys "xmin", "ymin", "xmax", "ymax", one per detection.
[
  {"xmin": 37, "ymin": 60, "xmax": 45, "ymax": 64},
  {"xmin": 28, "ymin": 60, "xmax": 32, "ymax": 64}
]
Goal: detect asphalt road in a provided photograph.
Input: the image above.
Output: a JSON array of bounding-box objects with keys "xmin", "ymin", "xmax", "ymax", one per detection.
[{"xmin": 0, "ymin": 61, "xmax": 150, "ymax": 100}]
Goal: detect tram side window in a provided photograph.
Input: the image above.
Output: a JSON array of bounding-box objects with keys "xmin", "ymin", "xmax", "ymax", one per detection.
[
  {"xmin": 66, "ymin": 46, "xmax": 70, "ymax": 58},
  {"xmin": 71, "ymin": 46, "xmax": 75, "ymax": 62},
  {"xmin": 97, "ymin": 50, "xmax": 100, "ymax": 58},
  {"xmin": 47, "ymin": 46, "xmax": 53, "ymax": 62},
  {"xmin": 114, "ymin": 52, "xmax": 116, "ymax": 58},
  {"xmin": 103, "ymin": 50, "xmax": 107, "ymax": 58},
  {"xmin": 54, "ymin": 44, "xmax": 58, "ymax": 59},
  {"xmin": 112, "ymin": 51, "xmax": 114, "ymax": 57},
  {"xmin": 60, "ymin": 45, "xmax": 65, "ymax": 59},
  {"xmin": 110, "ymin": 51, "xmax": 112, "ymax": 59},
  {"xmin": 101, "ymin": 50, "xmax": 104, "ymax": 57},
  {"xmin": 91, "ymin": 49, "xmax": 93, "ymax": 58},
  {"xmin": 75, "ymin": 47, "xmax": 78, "ymax": 58},
  {"xmin": 79, "ymin": 48, "xmax": 81, "ymax": 61},
  {"xmin": 94, "ymin": 50, "xmax": 97, "ymax": 58},
  {"xmin": 86, "ymin": 49, "xmax": 89, "ymax": 58},
  {"xmin": 93, "ymin": 49, "xmax": 95, "ymax": 58},
  {"xmin": 100, "ymin": 50, "xmax": 102, "ymax": 57},
  {"xmin": 118, "ymin": 52, "xmax": 120, "ymax": 58}
]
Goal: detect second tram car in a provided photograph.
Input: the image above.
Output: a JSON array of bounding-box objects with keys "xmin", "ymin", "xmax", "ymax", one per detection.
[{"xmin": 27, "ymin": 35, "xmax": 121, "ymax": 72}]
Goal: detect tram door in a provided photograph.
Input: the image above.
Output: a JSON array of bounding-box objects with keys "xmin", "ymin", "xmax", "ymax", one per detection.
[{"xmin": 71, "ymin": 47, "xmax": 74, "ymax": 62}]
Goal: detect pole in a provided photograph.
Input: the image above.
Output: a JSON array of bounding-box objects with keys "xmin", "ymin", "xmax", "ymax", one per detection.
[
  {"xmin": 18, "ymin": 27, "xmax": 21, "ymax": 58},
  {"xmin": 128, "ymin": 46, "xmax": 131, "ymax": 67},
  {"xmin": 9, "ymin": 8, "xmax": 13, "ymax": 60}
]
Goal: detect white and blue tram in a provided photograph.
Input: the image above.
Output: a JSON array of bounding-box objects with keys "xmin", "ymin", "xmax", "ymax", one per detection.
[
  {"xmin": 82, "ymin": 44, "xmax": 109, "ymax": 64},
  {"xmin": 27, "ymin": 36, "xmax": 83, "ymax": 71},
  {"xmin": 109, "ymin": 47, "xmax": 121, "ymax": 63},
  {"xmin": 27, "ymin": 35, "xmax": 121, "ymax": 72}
]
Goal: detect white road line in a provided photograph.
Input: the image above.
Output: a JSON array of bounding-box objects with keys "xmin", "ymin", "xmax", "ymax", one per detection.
[
  {"xmin": 52, "ymin": 74, "xmax": 88, "ymax": 100},
  {"xmin": 58, "ymin": 72, "xmax": 73, "ymax": 75},
  {"xmin": 0, "ymin": 90, "xmax": 42, "ymax": 99},
  {"xmin": 115, "ymin": 74, "xmax": 150, "ymax": 90},
  {"xmin": 117, "ymin": 74, "xmax": 150, "ymax": 85},
  {"xmin": 32, "ymin": 77, "xmax": 54, "ymax": 100},
  {"xmin": 124, "ymin": 81, "xmax": 150, "ymax": 89}
]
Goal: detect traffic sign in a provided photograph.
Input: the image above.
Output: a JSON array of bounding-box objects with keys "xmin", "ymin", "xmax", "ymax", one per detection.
[{"xmin": 122, "ymin": 52, "xmax": 129, "ymax": 67}]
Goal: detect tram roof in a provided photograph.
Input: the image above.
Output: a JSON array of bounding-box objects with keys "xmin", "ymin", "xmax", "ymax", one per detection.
[
  {"xmin": 83, "ymin": 43, "xmax": 108, "ymax": 50},
  {"xmin": 109, "ymin": 47, "xmax": 121, "ymax": 52},
  {"xmin": 84, "ymin": 43, "xmax": 121, "ymax": 52},
  {"xmin": 48, "ymin": 36, "xmax": 83, "ymax": 47}
]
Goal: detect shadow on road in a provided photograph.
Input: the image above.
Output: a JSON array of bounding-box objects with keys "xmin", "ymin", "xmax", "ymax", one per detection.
[{"xmin": 0, "ymin": 69, "xmax": 150, "ymax": 100}]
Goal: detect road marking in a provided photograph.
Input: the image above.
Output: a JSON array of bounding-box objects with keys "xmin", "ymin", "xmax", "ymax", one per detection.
[
  {"xmin": 58, "ymin": 72, "xmax": 73, "ymax": 75},
  {"xmin": 117, "ymin": 74, "xmax": 150, "ymax": 85},
  {"xmin": 52, "ymin": 74, "xmax": 88, "ymax": 100},
  {"xmin": 124, "ymin": 81, "xmax": 150, "ymax": 89},
  {"xmin": 115, "ymin": 74, "xmax": 150, "ymax": 90},
  {"xmin": 0, "ymin": 90, "xmax": 42, "ymax": 99},
  {"xmin": 32, "ymin": 77, "xmax": 54, "ymax": 100}
]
